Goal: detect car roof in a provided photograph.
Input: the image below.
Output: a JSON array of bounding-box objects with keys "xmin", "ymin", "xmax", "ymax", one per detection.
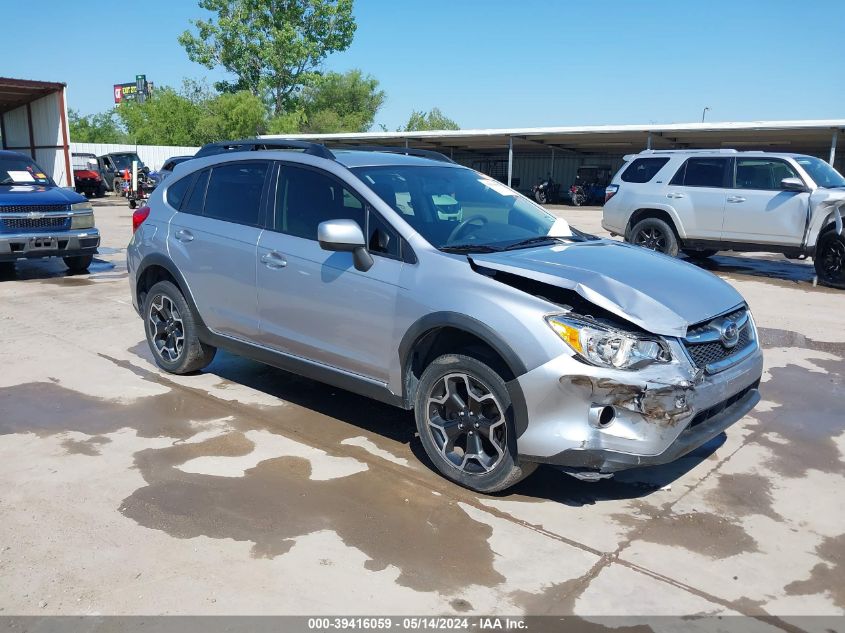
[
  {"xmin": 631, "ymin": 149, "xmax": 813, "ymax": 159},
  {"xmin": 0, "ymin": 149, "xmax": 32, "ymax": 159},
  {"xmin": 330, "ymin": 149, "xmax": 461, "ymax": 169}
]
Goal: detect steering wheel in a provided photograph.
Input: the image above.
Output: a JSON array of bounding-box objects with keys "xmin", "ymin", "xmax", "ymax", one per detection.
[{"xmin": 447, "ymin": 214, "xmax": 489, "ymax": 243}]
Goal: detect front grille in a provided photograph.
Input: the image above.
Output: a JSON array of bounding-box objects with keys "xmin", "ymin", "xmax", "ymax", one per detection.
[
  {"xmin": 685, "ymin": 307, "xmax": 746, "ymax": 339},
  {"xmin": 686, "ymin": 325, "xmax": 751, "ymax": 368},
  {"xmin": 1, "ymin": 204, "xmax": 70, "ymax": 213},
  {"xmin": 1, "ymin": 217, "xmax": 71, "ymax": 232}
]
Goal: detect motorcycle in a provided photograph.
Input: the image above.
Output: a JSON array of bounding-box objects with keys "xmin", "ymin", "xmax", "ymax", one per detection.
[
  {"xmin": 532, "ymin": 176, "xmax": 560, "ymax": 205},
  {"xmin": 569, "ymin": 185, "xmax": 587, "ymax": 207}
]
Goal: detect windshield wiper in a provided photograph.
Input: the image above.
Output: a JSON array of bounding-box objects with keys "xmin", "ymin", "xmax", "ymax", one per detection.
[
  {"xmin": 440, "ymin": 244, "xmax": 501, "ymax": 254},
  {"xmin": 503, "ymin": 235, "xmax": 573, "ymax": 250}
]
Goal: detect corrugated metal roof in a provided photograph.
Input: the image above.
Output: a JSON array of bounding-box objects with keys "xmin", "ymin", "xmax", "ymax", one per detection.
[{"xmin": 0, "ymin": 77, "xmax": 65, "ymax": 114}]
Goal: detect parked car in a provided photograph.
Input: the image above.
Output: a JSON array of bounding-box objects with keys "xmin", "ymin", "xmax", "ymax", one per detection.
[
  {"xmin": 96, "ymin": 152, "xmax": 147, "ymax": 193},
  {"xmin": 0, "ymin": 150, "xmax": 100, "ymax": 272},
  {"xmin": 71, "ymin": 152, "xmax": 106, "ymax": 197},
  {"xmin": 128, "ymin": 143, "xmax": 762, "ymax": 492},
  {"xmin": 155, "ymin": 155, "xmax": 193, "ymax": 183},
  {"xmin": 602, "ymin": 149, "xmax": 845, "ymax": 287}
]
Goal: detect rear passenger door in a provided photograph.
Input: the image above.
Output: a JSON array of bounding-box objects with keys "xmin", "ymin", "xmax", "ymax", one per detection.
[
  {"xmin": 255, "ymin": 163, "xmax": 405, "ymax": 383},
  {"xmin": 167, "ymin": 160, "xmax": 270, "ymax": 339},
  {"xmin": 665, "ymin": 157, "xmax": 730, "ymax": 240},
  {"xmin": 720, "ymin": 157, "xmax": 808, "ymax": 245}
]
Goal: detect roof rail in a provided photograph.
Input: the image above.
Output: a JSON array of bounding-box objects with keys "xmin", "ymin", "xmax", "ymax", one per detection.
[
  {"xmin": 198, "ymin": 138, "xmax": 335, "ymax": 160},
  {"xmin": 331, "ymin": 144, "xmax": 457, "ymax": 164},
  {"xmin": 637, "ymin": 148, "xmax": 739, "ymax": 154}
]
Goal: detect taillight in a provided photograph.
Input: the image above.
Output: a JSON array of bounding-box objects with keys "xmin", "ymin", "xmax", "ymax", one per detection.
[
  {"xmin": 605, "ymin": 184, "xmax": 619, "ymax": 203},
  {"xmin": 132, "ymin": 206, "xmax": 151, "ymax": 233}
]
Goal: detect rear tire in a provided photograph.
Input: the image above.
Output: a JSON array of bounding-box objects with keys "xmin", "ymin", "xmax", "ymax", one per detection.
[
  {"xmin": 63, "ymin": 254, "xmax": 93, "ymax": 273},
  {"xmin": 143, "ymin": 280, "xmax": 217, "ymax": 374},
  {"xmin": 682, "ymin": 248, "xmax": 718, "ymax": 259},
  {"xmin": 113, "ymin": 177, "xmax": 122, "ymax": 195},
  {"xmin": 629, "ymin": 217, "xmax": 679, "ymax": 257},
  {"xmin": 96, "ymin": 183, "xmax": 106, "ymax": 198},
  {"xmin": 414, "ymin": 353, "xmax": 537, "ymax": 493},
  {"xmin": 814, "ymin": 230, "xmax": 845, "ymax": 289}
]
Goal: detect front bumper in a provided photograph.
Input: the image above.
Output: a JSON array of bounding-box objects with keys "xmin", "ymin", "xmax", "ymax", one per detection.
[
  {"xmin": 0, "ymin": 229, "xmax": 100, "ymax": 262},
  {"xmin": 516, "ymin": 337, "xmax": 764, "ymax": 472}
]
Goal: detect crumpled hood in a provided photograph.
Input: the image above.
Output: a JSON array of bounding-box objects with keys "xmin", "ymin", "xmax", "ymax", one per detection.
[
  {"xmin": 469, "ymin": 240, "xmax": 745, "ymax": 337},
  {"xmin": 0, "ymin": 184, "xmax": 86, "ymax": 207}
]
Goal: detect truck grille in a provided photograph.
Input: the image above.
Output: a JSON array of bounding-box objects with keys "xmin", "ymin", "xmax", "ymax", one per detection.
[
  {"xmin": 683, "ymin": 308, "xmax": 756, "ymax": 373},
  {"xmin": 1, "ymin": 204, "xmax": 70, "ymax": 213},
  {"xmin": 1, "ymin": 216, "xmax": 71, "ymax": 232}
]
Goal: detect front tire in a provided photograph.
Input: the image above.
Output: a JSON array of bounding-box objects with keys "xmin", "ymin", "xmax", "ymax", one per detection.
[
  {"xmin": 143, "ymin": 280, "xmax": 216, "ymax": 374},
  {"xmin": 630, "ymin": 217, "xmax": 679, "ymax": 256},
  {"xmin": 63, "ymin": 254, "xmax": 93, "ymax": 273},
  {"xmin": 534, "ymin": 190, "xmax": 547, "ymax": 205},
  {"xmin": 414, "ymin": 354, "xmax": 537, "ymax": 493},
  {"xmin": 814, "ymin": 230, "xmax": 845, "ymax": 289}
]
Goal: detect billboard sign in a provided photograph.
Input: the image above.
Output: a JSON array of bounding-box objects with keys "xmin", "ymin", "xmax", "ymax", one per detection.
[{"xmin": 113, "ymin": 75, "xmax": 153, "ymax": 104}]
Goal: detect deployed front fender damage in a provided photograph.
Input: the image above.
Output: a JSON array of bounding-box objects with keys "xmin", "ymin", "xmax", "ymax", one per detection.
[{"xmin": 806, "ymin": 188, "xmax": 845, "ymax": 248}]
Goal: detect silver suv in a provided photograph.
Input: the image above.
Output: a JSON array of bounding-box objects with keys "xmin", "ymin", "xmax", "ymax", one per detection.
[
  {"xmin": 602, "ymin": 149, "xmax": 845, "ymax": 287},
  {"xmin": 127, "ymin": 143, "xmax": 763, "ymax": 492}
]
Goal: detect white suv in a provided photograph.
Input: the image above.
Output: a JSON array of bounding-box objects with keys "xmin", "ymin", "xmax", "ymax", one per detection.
[{"xmin": 602, "ymin": 149, "xmax": 845, "ymax": 288}]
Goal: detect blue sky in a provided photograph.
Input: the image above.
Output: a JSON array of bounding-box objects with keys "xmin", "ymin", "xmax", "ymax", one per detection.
[{"xmin": 4, "ymin": 0, "xmax": 844, "ymax": 130}]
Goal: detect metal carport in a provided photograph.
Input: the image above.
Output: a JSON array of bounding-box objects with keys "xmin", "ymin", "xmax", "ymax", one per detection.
[{"xmin": 0, "ymin": 77, "xmax": 72, "ymax": 187}]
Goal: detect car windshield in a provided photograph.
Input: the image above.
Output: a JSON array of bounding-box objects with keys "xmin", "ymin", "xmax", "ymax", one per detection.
[
  {"xmin": 111, "ymin": 154, "xmax": 144, "ymax": 171},
  {"xmin": 352, "ymin": 165, "xmax": 573, "ymax": 251},
  {"xmin": 795, "ymin": 156, "xmax": 845, "ymax": 189},
  {"xmin": 0, "ymin": 155, "xmax": 53, "ymax": 186},
  {"xmin": 72, "ymin": 155, "xmax": 96, "ymax": 170}
]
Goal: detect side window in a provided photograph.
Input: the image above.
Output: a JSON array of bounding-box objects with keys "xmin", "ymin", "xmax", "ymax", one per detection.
[
  {"xmin": 182, "ymin": 169, "xmax": 209, "ymax": 215},
  {"xmin": 367, "ymin": 210, "xmax": 400, "ymax": 258},
  {"xmin": 274, "ymin": 165, "xmax": 365, "ymax": 240},
  {"xmin": 165, "ymin": 175, "xmax": 192, "ymax": 210},
  {"xmin": 671, "ymin": 158, "xmax": 729, "ymax": 188},
  {"xmin": 735, "ymin": 158, "xmax": 800, "ymax": 190},
  {"xmin": 620, "ymin": 157, "xmax": 670, "ymax": 183},
  {"xmin": 204, "ymin": 162, "xmax": 269, "ymax": 226}
]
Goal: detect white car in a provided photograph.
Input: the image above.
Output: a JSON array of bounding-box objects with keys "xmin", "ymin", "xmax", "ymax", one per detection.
[{"xmin": 602, "ymin": 149, "xmax": 845, "ymax": 287}]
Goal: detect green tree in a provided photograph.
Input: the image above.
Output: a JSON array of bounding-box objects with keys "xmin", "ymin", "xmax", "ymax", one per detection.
[
  {"xmin": 197, "ymin": 91, "xmax": 268, "ymax": 140},
  {"xmin": 68, "ymin": 109, "xmax": 127, "ymax": 143},
  {"xmin": 402, "ymin": 107, "xmax": 459, "ymax": 132},
  {"xmin": 299, "ymin": 69, "xmax": 384, "ymax": 133},
  {"xmin": 117, "ymin": 88, "xmax": 204, "ymax": 145},
  {"xmin": 178, "ymin": 0, "xmax": 356, "ymax": 114}
]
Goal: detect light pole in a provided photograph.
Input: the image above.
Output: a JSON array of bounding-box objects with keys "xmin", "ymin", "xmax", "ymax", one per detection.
[{"xmin": 701, "ymin": 107, "xmax": 710, "ymax": 123}]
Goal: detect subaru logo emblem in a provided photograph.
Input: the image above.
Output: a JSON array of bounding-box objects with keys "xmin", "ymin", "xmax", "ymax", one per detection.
[{"xmin": 719, "ymin": 320, "xmax": 740, "ymax": 348}]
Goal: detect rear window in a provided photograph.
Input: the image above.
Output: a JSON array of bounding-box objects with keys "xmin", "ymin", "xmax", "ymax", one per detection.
[
  {"xmin": 670, "ymin": 158, "xmax": 730, "ymax": 188},
  {"xmin": 620, "ymin": 158, "xmax": 670, "ymax": 183},
  {"xmin": 204, "ymin": 161, "xmax": 269, "ymax": 226}
]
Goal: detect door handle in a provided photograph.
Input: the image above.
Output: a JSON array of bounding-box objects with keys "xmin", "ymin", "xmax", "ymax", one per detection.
[
  {"xmin": 667, "ymin": 192, "xmax": 685, "ymax": 199},
  {"xmin": 726, "ymin": 196, "xmax": 746, "ymax": 203},
  {"xmin": 260, "ymin": 251, "xmax": 287, "ymax": 269},
  {"xmin": 174, "ymin": 229, "xmax": 194, "ymax": 242}
]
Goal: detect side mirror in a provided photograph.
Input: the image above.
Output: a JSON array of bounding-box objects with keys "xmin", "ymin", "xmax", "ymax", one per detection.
[
  {"xmin": 317, "ymin": 219, "xmax": 373, "ymax": 272},
  {"xmin": 781, "ymin": 177, "xmax": 807, "ymax": 192}
]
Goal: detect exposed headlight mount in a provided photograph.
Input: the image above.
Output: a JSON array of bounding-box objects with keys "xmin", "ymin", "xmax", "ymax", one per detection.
[{"xmin": 546, "ymin": 314, "xmax": 671, "ymax": 370}]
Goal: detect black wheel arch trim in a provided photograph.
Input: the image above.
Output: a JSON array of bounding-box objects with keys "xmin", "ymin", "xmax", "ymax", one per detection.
[{"xmin": 398, "ymin": 311, "xmax": 531, "ymax": 436}]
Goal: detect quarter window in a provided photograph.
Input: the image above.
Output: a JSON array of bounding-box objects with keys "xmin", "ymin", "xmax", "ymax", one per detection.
[
  {"xmin": 620, "ymin": 157, "xmax": 670, "ymax": 183},
  {"xmin": 182, "ymin": 169, "xmax": 209, "ymax": 215},
  {"xmin": 274, "ymin": 165, "xmax": 365, "ymax": 240},
  {"xmin": 204, "ymin": 162, "xmax": 269, "ymax": 226},
  {"xmin": 670, "ymin": 158, "xmax": 729, "ymax": 188},
  {"xmin": 735, "ymin": 158, "xmax": 800, "ymax": 190},
  {"xmin": 165, "ymin": 175, "xmax": 192, "ymax": 210}
]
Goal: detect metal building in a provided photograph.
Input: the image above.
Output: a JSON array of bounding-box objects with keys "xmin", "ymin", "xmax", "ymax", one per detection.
[
  {"xmin": 0, "ymin": 77, "xmax": 72, "ymax": 186},
  {"xmin": 264, "ymin": 120, "xmax": 845, "ymax": 192}
]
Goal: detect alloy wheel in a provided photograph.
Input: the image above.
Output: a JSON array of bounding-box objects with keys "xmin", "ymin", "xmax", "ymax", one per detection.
[
  {"xmin": 425, "ymin": 373, "xmax": 507, "ymax": 475},
  {"xmin": 148, "ymin": 294, "xmax": 185, "ymax": 362},
  {"xmin": 635, "ymin": 227, "xmax": 667, "ymax": 251},
  {"xmin": 820, "ymin": 238, "xmax": 845, "ymax": 281}
]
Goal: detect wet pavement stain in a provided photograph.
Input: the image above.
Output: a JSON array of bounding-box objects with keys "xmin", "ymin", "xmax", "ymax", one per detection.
[
  {"xmin": 784, "ymin": 533, "xmax": 845, "ymax": 608},
  {"xmin": 61, "ymin": 435, "xmax": 112, "ymax": 456},
  {"xmin": 686, "ymin": 254, "xmax": 817, "ymax": 286},
  {"xmin": 120, "ymin": 432, "xmax": 505, "ymax": 594},
  {"xmin": 612, "ymin": 505, "xmax": 759, "ymax": 559},
  {"xmin": 704, "ymin": 473, "xmax": 783, "ymax": 522}
]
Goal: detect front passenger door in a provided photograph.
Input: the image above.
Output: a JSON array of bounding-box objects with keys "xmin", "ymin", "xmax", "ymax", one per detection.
[{"xmin": 256, "ymin": 163, "xmax": 405, "ymax": 382}]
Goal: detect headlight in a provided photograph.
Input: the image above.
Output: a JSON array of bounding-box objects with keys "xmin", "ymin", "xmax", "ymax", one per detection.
[
  {"xmin": 71, "ymin": 213, "xmax": 95, "ymax": 229},
  {"xmin": 546, "ymin": 314, "xmax": 670, "ymax": 370},
  {"xmin": 71, "ymin": 202, "xmax": 93, "ymax": 212}
]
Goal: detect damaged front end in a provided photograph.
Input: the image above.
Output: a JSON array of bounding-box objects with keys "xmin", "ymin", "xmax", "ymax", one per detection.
[{"xmin": 468, "ymin": 245, "xmax": 764, "ymax": 476}]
